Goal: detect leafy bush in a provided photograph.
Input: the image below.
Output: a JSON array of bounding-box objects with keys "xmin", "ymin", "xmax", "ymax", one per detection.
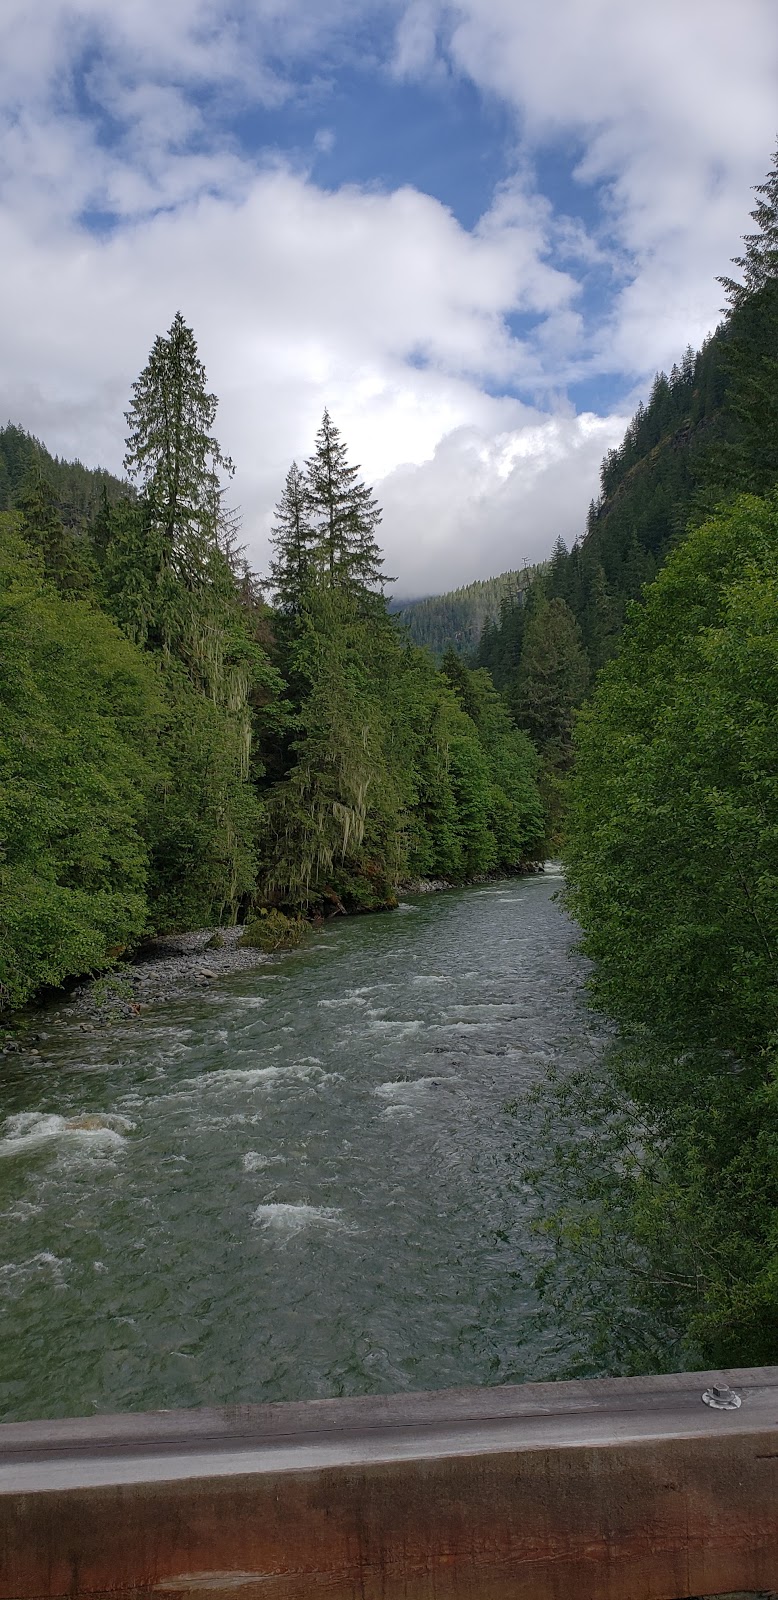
[
  {"xmin": 0, "ymin": 517, "xmax": 162, "ymax": 1010},
  {"xmin": 564, "ymin": 494, "xmax": 778, "ymax": 1363},
  {"xmin": 239, "ymin": 909, "xmax": 309, "ymax": 951}
]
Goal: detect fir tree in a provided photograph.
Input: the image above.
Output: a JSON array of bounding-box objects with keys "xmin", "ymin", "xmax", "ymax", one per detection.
[
  {"xmin": 719, "ymin": 141, "xmax": 778, "ymax": 308},
  {"xmin": 123, "ymin": 311, "xmax": 234, "ymax": 577},
  {"xmin": 305, "ymin": 409, "xmax": 385, "ymax": 598},
  {"xmin": 16, "ymin": 474, "xmax": 95, "ymax": 596},
  {"xmin": 269, "ymin": 461, "xmax": 314, "ymax": 614},
  {"xmin": 511, "ymin": 596, "xmax": 589, "ymax": 763}
]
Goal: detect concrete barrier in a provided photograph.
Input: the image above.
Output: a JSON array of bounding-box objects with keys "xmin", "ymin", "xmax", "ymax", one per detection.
[{"xmin": 1, "ymin": 1367, "xmax": 777, "ymax": 1599}]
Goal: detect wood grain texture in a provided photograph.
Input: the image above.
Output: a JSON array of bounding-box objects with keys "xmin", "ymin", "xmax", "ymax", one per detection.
[{"xmin": 2, "ymin": 1369, "xmax": 777, "ymax": 1600}]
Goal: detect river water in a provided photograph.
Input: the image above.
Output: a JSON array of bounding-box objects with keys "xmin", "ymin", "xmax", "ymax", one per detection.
[{"xmin": 0, "ymin": 872, "xmax": 606, "ymax": 1423}]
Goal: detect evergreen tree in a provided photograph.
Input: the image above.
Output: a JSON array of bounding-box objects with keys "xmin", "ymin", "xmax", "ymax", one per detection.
[
  {"xmin": 305, "ymin": 409, "xmax": 385, "ymax": 598},
  {"xmin": 123, "ymin": 311, "xmax": 234, "ymax": 576},
  {"xmin": 16, "ymin": 474, "xmax": 96, "ymax": 596},
  {"xmin": 89, "ymin": 482, "xmax": 115, "ymax": 563},
  {"xmin": 719, "ymin": 142, "xmax": 778, "ymax": 307},
  {"xmin": 269, "ymin": 461, "xmax": 314, "ymax": 614},
  {"xmin": 511, "ymin": 597, "xmax": 589, "ymax": 759},
  {"xmin": 112, "ymin": 317, "xmax": 274, "ymax": 927},
  {"xmin": 262, "ymin": 587, "xmax": 404, "ymax": 911}
]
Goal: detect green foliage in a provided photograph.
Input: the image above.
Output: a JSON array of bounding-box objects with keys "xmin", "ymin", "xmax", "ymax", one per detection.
[
  {"xmin": 142, "ymin": 660, "xmax": 263, "ymax": 929},
  {"xmin": 302, "ymin": 409, "xmax": 385, "ymax": 599},
  {"xmin": 710, "ymin": 279, "xmax": 778, "ymax": 498},
  {"xmin": 719, "ymin": 139, "xmax": 778, "ymax": 307},
  {"xmin": 113, "ymin": 314, "xmax": 278, "ymax": 929},
  {"xmin": 396, "ymin": 569, "xmax": 532, "ymax": 658},
  {"xmin": 0, "ymin": 515, "xmax": 162, "ymax": 1009},
  {"xmin": 511, "ymin": 597, "xmax": 589, "ymax": 759},
  {"xmin": 239, "ymin": 910, "xmax": 309, "ymax": 950},
  {"xmin": 16, "ymin": 475, "xmax": 98, "ymax": 597},
  {"xmin": 0, "ymin": 423, "xmax": 128, "ymax": 526},
  {"xmin": 124, "ymin": 310, "xmax": 234, "ymax": 560},
  {"xmin": 269, "ymin": 461, "xmax": 314, "ymax": 615},
  {"xmin": 440, "ymin": 654, "xmax": 546, "ymax": 865},
  {"xmin": 564, "ymin": 496, "xmax": 778, "ymax": 1362},
  {"xmin": 1, "ymin": 332, "xmax": 546, "ymax": 1010},
  {"xmin": 262, "ymin": 587, "xmax": 406, "ymax": 910},
  {"xmin": 263, "ymin": 565, "xmax": 546, "ymax": 909},
  {"xmin": 264, "ymin": 415, "xmax": 547, "ymax": 911}
]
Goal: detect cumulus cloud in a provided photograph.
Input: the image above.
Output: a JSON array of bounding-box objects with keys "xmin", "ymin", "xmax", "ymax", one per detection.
[
  {"xmin": 380, "ymin": 410, "xmax": 626, "ymax": 593},
  {"xmin": 0, "ymin": 0, "xmax": 775, "ymax": 593},
  {"xmin": 0, "ymin": 158, "xmax": 599, "ymax": 584},
  {"xmin": 396, "ymin": 0, "xmax": 778, "ymax": 371}
]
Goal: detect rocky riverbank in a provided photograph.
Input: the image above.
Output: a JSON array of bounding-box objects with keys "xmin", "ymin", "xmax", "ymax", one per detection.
[
  {"xmin": 0, "ymin": 865, "xmax": 552, "ymax": 1046},
  {"xmin": 0, "ymin": 928, "xmax": 272, "ymax": 1052},
  {"xmin": 70, "ymin": 926, "xmax": 272, "ymax": 1026}
]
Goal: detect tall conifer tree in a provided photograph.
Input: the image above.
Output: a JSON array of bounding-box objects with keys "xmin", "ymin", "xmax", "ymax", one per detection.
[
  {"xmin": 305, "ymin": 410, "xmax": 385, "ymax": 597},
  {"xmin": 269, "ymin": 461, "xmax": 314, "ymax": 613},
  {"xmin": 123, "ymin": 311, "xmax": 234, "ymax": 576},
  {"xmin": 719, "ymin": 142, "xmax": 778, "ymax": 307}
]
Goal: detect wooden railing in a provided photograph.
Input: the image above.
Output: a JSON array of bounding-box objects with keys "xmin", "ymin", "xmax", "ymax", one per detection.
[{"xmin": 1, "ymin": 1367, "xmax": 777, "ymax": 1599}]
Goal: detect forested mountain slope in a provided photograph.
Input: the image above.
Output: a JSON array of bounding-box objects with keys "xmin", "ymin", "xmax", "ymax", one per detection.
[
  {"xmin": 393, "ymin": 568, "xmax": 534, "ymax": 657},
  {"xmin": 0, "ymin": 423, "xmax": 128, "ymax": 526}
]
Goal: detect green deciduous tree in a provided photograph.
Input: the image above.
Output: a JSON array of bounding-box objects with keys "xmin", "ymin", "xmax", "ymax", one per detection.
[
  {"xmin": 565, "ymin": 494, "xmax": 778, "ymax": 1362},
  {"xmin": 0, "ymin": 514, "xmax": 162, "ymax": 1009}
]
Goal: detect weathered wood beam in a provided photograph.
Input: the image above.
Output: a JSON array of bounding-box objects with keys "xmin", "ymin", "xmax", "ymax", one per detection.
[{"xmin": 1, "ymin": 1368, "xmax": 777, "ymax": 1599}]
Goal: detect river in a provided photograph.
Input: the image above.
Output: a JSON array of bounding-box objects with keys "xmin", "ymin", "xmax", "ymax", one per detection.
[{"xmin": 0, "ymin": 871, "xmax": 607, "ymax": 1423}]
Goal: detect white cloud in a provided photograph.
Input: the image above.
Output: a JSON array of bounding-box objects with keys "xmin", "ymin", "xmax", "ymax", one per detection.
[
  {"xmin": 379, "ymin": 410, "xmax": 625, "ymax": 593},
  {"xmin": 0, "ymin": 158, "xmax": 608, "ymax": 587},
  {"xmin": 0, "ymin": 0, "xmax": 775, "ymax": 595},
  {"xmin": 396, "ymin": 0, "xmax": 778, "ymax": 374}
]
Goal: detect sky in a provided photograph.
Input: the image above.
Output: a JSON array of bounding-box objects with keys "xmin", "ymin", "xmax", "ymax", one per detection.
[{"xmin": 1, "ymin": 2, "xmax": 776, "ymax": 595}]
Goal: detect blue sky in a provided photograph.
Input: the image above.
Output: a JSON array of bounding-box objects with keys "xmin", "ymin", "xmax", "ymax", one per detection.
[{"xmin": 0, "ymin": 0, "xmax": 776, "ymax": 591}]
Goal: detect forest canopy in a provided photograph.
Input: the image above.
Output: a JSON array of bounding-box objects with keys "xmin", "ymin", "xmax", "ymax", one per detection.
[
  {"xmin": 0, "ymin": 319, "xmax": 546, "ymax": 1009},
  {"xmin": 555, "ymin": 144, "xmax": 778, "ymax": 1367}
]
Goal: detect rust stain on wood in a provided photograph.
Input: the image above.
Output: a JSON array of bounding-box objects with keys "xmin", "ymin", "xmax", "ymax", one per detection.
[{"xmin": 2, "ymin": 1369, "xmax": 777, "ymax": 1600}]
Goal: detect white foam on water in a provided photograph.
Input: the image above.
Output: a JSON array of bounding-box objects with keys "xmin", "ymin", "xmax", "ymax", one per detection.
[
  {"xmin": 252, "ymin": 1202, "xmax": 347, "ymax": 1237},
  {"xmin": 197, "ymin": 1111, "xmax": 264, "ymax": 1133},
  {"xmin": 412, "ymin": 975, "xmax": 447, "ymax": 985},
  {"xmin": 179, "ymin": 1065, "xmax": 287, "ymax": 1094},
  {"xmin": 243, "ymin": 1151, "xmax": 285, "ymax": 1172},
  {"xmin": 396, "ymin": 903, "xmax": 418, "ymax": 912},
  {"xmin": 0, "ymin": 1112, "xmax": 134, "ymax": 1157},
  {"xmin": 318, "ymin": 996, "xmax": 368, "ymax": 1009},
  {"xmin": 374, "ymin": 1076, "xmax": 443, "ymax": 1100},
  {"xmin": 1, "ymin": 1198, "xmax": 44, "ymax": 1221},
  {"xmin": 367, "ymin": 1019, "xmax": 423, "ymax": 1035},
  {"xmin": 0, "ymin": 1251, "xmax": 69, "ymax": 1291},
  {"xmin": 180, "ymin": 1059, "xmax": 337, "ymax": 1097}
]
